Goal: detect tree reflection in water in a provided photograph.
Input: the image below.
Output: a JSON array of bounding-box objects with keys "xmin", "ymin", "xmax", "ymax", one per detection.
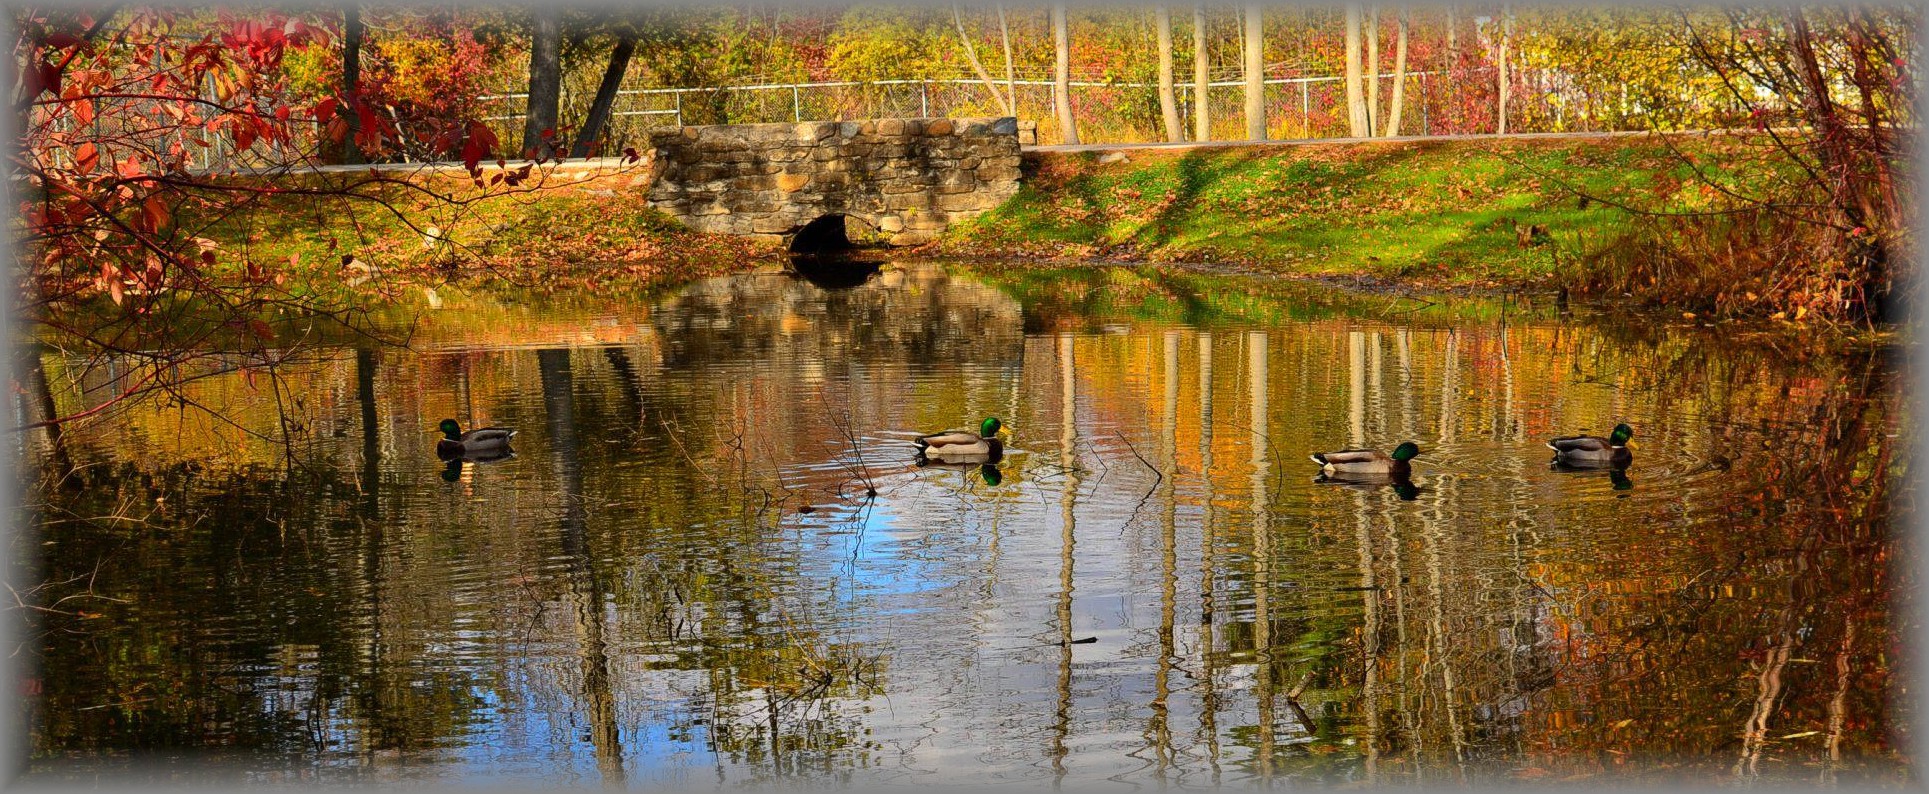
[{"xmin": 17, "ymin": 263, "xmax": 1909, "ymax": 787}]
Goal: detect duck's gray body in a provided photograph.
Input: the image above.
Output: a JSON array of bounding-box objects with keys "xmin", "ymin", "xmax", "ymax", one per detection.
[
  {"xmin": 1546, "ymin": 435, "xmax": 1631, "ymax": 468},
  {"xmin": 438, "ymin": 427, "xmax": 517, "ymax": 459},
  {"xmin": 1309, "ymin": 449, "xmax": 1410, "ymax": 478},
  {"xmin": 914, "ymin": 431, "xmax": 1003, "ymax": 461}
]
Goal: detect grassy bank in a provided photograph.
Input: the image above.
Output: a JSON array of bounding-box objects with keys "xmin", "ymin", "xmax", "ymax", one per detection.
[
  {"xmin": 188, "ymin": 133, "xmax": 1850, "ymax": 324},
  {"xmin": 929, "ymin": 134, "xmax": 1782, "ymax": 295},
  {"xmin": 190, "ymin": 166, "xmax": 786, "ymax": 308}
]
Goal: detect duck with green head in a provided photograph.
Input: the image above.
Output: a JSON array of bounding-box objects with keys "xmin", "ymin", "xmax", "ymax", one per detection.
[
  {"xmin": 436, "ymin": 418, "xmax": 517, "ymax": 460},
  {"xmin": 915, "ymin": 417, "xmax": 1006, "ymax": 462},
  {"xmin": 1310, "ymin": 441, "xmax": 1422, "ymax": 478},
  {"xmin": 1547, "ymin": 423, "xmax": 1633, "ymax": 468}
]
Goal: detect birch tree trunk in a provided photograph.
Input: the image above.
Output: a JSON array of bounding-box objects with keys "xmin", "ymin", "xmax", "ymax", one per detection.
[
  {"xmin": 1344, "ymin": 5, "xmax": 1368, "ymax": 137},
  {"xmin": 1193, "ymin": 5, "xmax": 1211, "ymax": 141},
  {"xmin": 1053, "ymin": 5, "xmax": 1080, "ymax": 144},
  {"xmin": 955, "ymin": 5, "xmax": 1014, "ymax": 116},
  {"xmin": 1497, "ymin": 5, "xmax": 1511, "ymax": 134},
  {"xmin": 1243, "ymin": 3, "xmax": 1265, "ymax": 140},
  {"xmin": 1366, "ymin": 6, "xmax": 1379, "ymax": 136},
  {"xmin": 1156, "ymin": 7, "xmax": 1184, "ymax": 142},
  {"xmin": 997, "ymin": 5, "xmax": 1017, "ymax": 113},
  {"xmin": 1384, "ymin": 8, "xmax": 1408, "ymax": 137}
]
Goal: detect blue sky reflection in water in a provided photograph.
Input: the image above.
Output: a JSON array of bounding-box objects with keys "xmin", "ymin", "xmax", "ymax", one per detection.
[{"xmin": 17, "ymin": 262, "xmax": 1908, "ymax": 787}]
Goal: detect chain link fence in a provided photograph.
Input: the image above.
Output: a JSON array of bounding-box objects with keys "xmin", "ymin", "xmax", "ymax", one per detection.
[
  {"xmin": 472, "ymin": 65, "xmax": 1748, "ymax": 155},
  {"xmin": 135, "ymin": 67, "xmax": 1756, "ymax": 171}
]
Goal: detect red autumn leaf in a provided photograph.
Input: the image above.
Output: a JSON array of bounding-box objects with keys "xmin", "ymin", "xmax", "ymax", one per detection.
[
  {"xmin": 249, "ymin": 319, "xmax": 274, "ymax": 340},
  {"xmin": 314, "ymin": 96, "xmax": 338, "ymax": 122},
  {"xmin": 141, "ymin": 194, "xmax": 169, "ymax": 232},
  {"xmin": 73, "ymin": 142, "xmax": 97, "ymax": 174},
  {"xmin": 324, "ymin": 116, "xmax": 348, "ymax": 144},
  {"xmin": 232, "ymin": 120, "xmax": 257, "ymax": 151},
  {"xmin": 38, "ymin": 62, "xmax": 63, "ymax": 98},
  {"xmin": 43, "ymin": 32, "xmax": 84, "ymax": 49},
  {"xmin": 71, "ymin": 98, "xmax": 94, "ymax": 125}
]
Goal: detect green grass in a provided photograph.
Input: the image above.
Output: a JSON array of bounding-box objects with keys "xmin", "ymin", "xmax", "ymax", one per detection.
[{"xmin": 936, "ymin": 135, "xmax": 1782, "ymax": 287}]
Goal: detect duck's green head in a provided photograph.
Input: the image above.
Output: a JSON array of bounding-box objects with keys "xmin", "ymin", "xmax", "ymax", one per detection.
[
  {"xmin": 438, "ymin": 418, "xmax": 462, "ymax": 440},
  {"xmin": 1609, "ymin": 423, "xmax": 1634, "ymax": 446},
  {"xmin": 981, "ymin": 417, "xmax": 1005, "ymax": 438},
  {"xmin": 1391, "ymin": 441, "xmax": 1421, "ymax": 462}
]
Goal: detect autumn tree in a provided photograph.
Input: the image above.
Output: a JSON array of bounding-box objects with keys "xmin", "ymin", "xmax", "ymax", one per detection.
[
  {"xmin": 1678, "ymin": 6, "xmax": 1916, "ymax": 320},
  {"xmin": 10, "ymin": 7, "xmax": 570, "ymax": 433}
]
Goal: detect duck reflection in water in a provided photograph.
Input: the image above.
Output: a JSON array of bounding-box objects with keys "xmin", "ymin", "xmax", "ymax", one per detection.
[
  {"xmin": 440, "ymin": 449, "xmax": 517, "ymax": 482},
  {"xmin": 1549, "ymin": 460, "xmax": 1635, "ymax": 493},
  {"xmin": 914, "ymin": 456, "xmax": 1004, "ymax": 487},
  {"xmin": 1314, "ymin": 472, "xmax": 1422, "ymax": 501}
]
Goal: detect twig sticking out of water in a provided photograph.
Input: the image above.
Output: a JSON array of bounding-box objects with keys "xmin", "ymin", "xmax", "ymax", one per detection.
[
  {"xmin": 820, "ymin": 400, "xmax": 878, "ymax": 500},
  {"xmin": 1288, "ymin": 670, "xmax": 1312, "ymax": 701}
]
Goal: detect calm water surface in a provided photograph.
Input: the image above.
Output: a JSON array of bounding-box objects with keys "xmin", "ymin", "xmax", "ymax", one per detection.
[{"xmin": 17, "ymin": 261, "xmax": 1910, "ymax": 787}]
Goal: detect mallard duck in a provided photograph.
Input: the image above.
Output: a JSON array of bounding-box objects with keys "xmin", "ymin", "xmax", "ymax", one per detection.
[
  {"xmin": 437, "ymin": 418, "xmax": 517, "ymax": 460},
  {"xmin": 1309, "ymin": 441, "xmax": 1421, "ymax": 478},
  {"xmin": 914, "ymin": 417, "xmax": 1006, "ymax": 462},
  {"xmin": 1547, "ymin": 423, "xmax": 1632, "ymax": 468}
]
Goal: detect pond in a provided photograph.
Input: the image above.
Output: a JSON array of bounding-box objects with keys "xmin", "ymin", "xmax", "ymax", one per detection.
[{"xmin": 15, "ymin": 261, "xmax": 1910, "ymax": 787}]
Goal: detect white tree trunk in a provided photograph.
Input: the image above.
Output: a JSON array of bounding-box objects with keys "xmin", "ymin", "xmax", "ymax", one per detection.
[
  {"xmin": 1157, "ymin": 7, "xmax": 1183, "ymax": 141},
  {"xmin": 997, "ymin": 5, "xmax": 1017, "ymax": 113},
  {"xmin": 954, "ymin": 5, "xmax": 1013, "ymax": 117},
  {"xmin": 1193, "ymin": 4, "xmax": 1211, "ymax": 141},
  {"xmin": 1243, "ymin": 3, "xmax": 1265, "ymax": 140},
  {"xmin": 1497, "ymin": 5, "xmax": 1511, "ymax": 134},
  {"xmin": 1344, "ymin": 5, "xmax": 1368, "ymax": 137},
  {"xmin": 1054, "ymin": 5, "xmax": 1080, "ymax": 144},
  {"xmin": 1366, "ymin": 6, "xmax": 1379, "ymax": 137},
  {"xmin": 1385, "ymin": 8, "xmax": 1409, "ymax": 136}
]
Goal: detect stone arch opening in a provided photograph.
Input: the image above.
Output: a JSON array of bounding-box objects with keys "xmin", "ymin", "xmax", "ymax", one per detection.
[{"xmin": 788, "ymin": 214, "xmax": 853, "ymax": 255}]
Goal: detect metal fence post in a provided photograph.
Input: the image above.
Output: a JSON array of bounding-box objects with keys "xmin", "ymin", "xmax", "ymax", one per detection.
[
  {"xmin": 792, "ymin": 85, "xmax": 801, "ymax": 122},
  {"xmin": 1300, "ymin": 80, "xmax": 1309, "ymax": 138},
  {"xmin": 1421, "ymin": 72, "xmax": 1429, "ymax": 135},
  {"xmin": 920, "ymin": 82, "xmax": 930, "ymax": 117},
  {"xmin": 675, "ymin": 92, "xmax": 683, "ymax": 126}
]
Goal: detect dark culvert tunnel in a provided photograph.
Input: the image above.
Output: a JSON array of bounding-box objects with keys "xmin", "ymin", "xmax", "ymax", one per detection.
[{"xmin": 787, "ymin": 214, "xmax": 882, "ymax": 289}]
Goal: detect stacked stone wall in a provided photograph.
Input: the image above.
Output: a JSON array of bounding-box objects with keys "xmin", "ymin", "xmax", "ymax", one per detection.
[{"xmin": 646, "ymin": 116, "xmax": 1022, "ymax": 246}]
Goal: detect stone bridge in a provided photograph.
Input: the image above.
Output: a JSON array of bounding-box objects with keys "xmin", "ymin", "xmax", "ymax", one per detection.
[{"xmin": 645, "ymin": 117, "xmax": 1022, "ymax": 250}]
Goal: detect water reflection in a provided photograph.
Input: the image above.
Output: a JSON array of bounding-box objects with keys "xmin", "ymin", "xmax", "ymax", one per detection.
[{"xmin": 17, "ymin": 262, "xmax": 1909, "ymax": 787}]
